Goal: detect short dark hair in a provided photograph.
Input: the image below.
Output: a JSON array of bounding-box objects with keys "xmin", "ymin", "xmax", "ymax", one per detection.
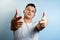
[{"xmin": 25, "ymin": 3, "xmax": 36, "ymax": 12}]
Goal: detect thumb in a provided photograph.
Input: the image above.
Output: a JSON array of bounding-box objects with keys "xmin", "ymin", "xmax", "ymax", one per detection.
[
  {"xmin": 41, "ymin": 11, "xmax": 46, "ymax": 20},
  {"xmin": 15, "ymin": 9, "xmax": 19, "ymax": 18},
  {"xmin": 42, "ymin": 11, "xmax": 46, "ymax": 17}
]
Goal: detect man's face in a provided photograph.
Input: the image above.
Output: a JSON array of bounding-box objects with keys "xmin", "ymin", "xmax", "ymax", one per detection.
[{"xmin": 24, "ymin": 6, "xmax": 36, "ymax": 19}]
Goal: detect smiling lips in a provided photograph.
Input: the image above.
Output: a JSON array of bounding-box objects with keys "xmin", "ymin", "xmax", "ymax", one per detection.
[{"xmin": 27, "ymin": 13, "xmax": 31, "ymax": 16}]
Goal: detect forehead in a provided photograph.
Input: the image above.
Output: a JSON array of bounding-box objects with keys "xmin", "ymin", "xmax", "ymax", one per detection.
[{"xmin": 25, "ymin": 6, "xmax": 35, "ymax": 10}]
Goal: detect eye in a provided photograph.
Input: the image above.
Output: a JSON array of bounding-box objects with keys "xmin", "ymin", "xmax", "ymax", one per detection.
[
  {"xmin": 26, "ymin": 9, "xmax": 30, "ymax": 11},
  {"xmin": 32, "ymin": 11, "xmax": 34, "ymax": 12},
  {"xmin": 32, "ymin": 10, "xmax": 35, "ymax": 13}
]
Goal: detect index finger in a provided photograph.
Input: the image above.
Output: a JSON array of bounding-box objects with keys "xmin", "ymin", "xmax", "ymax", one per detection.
[{"xmin": 16, "ymin": 16, "xmax": 22, "ymax": 21}]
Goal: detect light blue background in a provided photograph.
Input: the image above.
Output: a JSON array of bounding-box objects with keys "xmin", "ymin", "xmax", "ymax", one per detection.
[{"xmin": 0, "ymin": 0, "xmax": 60, "ymax": 40}]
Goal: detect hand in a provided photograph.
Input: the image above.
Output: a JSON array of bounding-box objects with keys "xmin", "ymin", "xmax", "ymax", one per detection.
[
  {"xmin": 11, "ymin": 9, "xmax": 23, "ymax": 31},
  {"xmin": 40, "ymin": 11, "xmax": 48, "ymax": 27}
]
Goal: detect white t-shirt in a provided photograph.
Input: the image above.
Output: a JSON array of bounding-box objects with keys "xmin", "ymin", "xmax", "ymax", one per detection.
[{"xmin": 13, "ymin": 22, "xmax": 40, "ymax": 40}]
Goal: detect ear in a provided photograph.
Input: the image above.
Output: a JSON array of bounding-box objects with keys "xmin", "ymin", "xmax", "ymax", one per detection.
[
  {"xmin": 34, "ymin": 13, "xmax": 35, "ymax": 17},
  {"xmin": 23, "ymin": 10, "xmax": 25, "ymax": 13},
  {"xmin": 32, "ymin": 13, "xmax": 35, "ymax": 18}
]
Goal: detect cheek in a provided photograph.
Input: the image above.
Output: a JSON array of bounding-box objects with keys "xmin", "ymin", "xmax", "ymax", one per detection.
[
  {"xmin": 24, "ymin": 11, "xmax": 28, "ymax": 15},
  {"xmin": 24, "ymin": 10, "xmax": 29, "ymax": 14},
  {"xmin": 31, "ymin": 13, "xmax": 35, "ymax": 17}
]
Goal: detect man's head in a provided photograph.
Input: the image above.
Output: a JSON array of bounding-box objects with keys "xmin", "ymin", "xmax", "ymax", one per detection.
[{"xmin": 23, "ymin": 3, "xmax": 36, "ymax": 19}]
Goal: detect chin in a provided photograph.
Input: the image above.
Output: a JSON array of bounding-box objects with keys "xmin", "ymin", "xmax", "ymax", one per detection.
[{"xmin": 27, "ymin": 16, "xmax": 32, "ymax": 19}]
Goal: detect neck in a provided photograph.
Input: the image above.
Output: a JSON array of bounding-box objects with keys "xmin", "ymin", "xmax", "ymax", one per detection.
[{"xmin": 24, "ymin": 17, "xmax": 32, "ymax": 23}]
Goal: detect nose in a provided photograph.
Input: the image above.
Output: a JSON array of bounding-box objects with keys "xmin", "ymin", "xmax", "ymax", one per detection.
[{"xmin": 29, "ymin": 10, "xmax": 32, "ymax": 13}]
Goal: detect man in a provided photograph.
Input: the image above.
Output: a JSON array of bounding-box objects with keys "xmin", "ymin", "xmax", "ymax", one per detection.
[{"xmin": 11, "ymin": 3, "xmax": 48, "ymax": 40}]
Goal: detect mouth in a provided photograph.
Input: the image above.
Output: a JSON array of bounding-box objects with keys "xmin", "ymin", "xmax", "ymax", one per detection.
[{"xmin": 27, "ymin": 13, "xmax": 31, "ymax": 16}]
